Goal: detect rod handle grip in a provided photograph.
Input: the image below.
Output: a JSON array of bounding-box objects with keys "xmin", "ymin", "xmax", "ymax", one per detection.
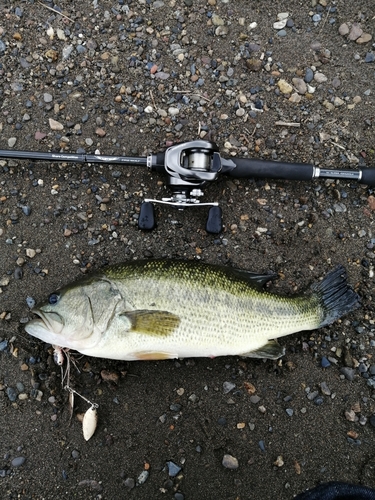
[
  {"xmin": 360, "ymin": 168, "xmax": 375, "ymax": 186},
  {"xmin": 227, "ymin": 158, "xmax": 315, "ymax": 181}
]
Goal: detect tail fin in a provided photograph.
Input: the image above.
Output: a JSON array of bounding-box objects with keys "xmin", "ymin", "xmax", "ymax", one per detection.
[{"xmin": 312, "ymin": 265, "xmax": 360, "ymax": 328}]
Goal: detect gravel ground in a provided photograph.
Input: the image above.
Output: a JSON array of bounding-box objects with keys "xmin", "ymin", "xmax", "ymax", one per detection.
[{"xmin": 1, "ymin": 0, "xmax": 375, "ymax": 499}]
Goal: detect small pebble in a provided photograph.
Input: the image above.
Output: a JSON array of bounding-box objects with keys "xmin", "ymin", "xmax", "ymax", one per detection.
[
  {"xmin": 320, "ymin": 382, "xmax": 331, "ymax": 396},
  {"xmin": 124, "ymin": 477, "xmax": 135, "ymax": 489},
  {"xmin": 307, "ymin": 390, "xmax": 319, "ymax": 401},
  {"xmin": 223, "ymin": 381, "xmax": 236, "ymax": 394},
  {"xmin": 292, "ymin": 78, "xmax": 307, "ymax": 94},
  {"xmin": 137, "ymin": 470, "xmax": 149, "ymax": 485},
  {"xmin": 277, "ymin": 79, "xmax": 293, "ymax": 94},
  {"xmin": 6, "ymin": 387, "xmax": 17, "ymax": 402},
  {"xmin": 26, "ymin": 297, "xmax": 36, "ymax": 309},
  {"xmin": 11, "ymin": 456, "xmax": 26, "ymax": 467},
  {"xmin": 14, "ymin": 267, "xmax": 23, "ymax": 280},
  {"xmin": 357, "ymin": 34, "xmax": 372, "ymax": 44},
  {"xmin": 21, "ymin": 205, "xmax": 31, "ymax": 216},
  {"xmin": 321, "ymin": 356, "xmax": 331, "ymax": 368},
  {"xmin": 26, "ymin": 248, "xmax": 36, "ymax": 258},
  {"xmin": 273, "ymin": 20, "xmax": 287, "ymax": 30},
  {"xmin": 349, "ymin": 23, "xmax": 363, "ymax": 41},
  {"xmin": 49, "ymin": 118, "xmax": 64, "ymax": 131},
  {"xmin": 277, "ymin": 12, "xmax": 289, "ymax": 21},
  {"xmin": 170, "ymin": 403, "xmax": 182, "ymax": 412},
  {"xmin": 0, "ymin": 340, "xmax": 8, "ymax": 351},
  {"xmin": 314, "ymin": 72, "xmax": 328, "ymax": 83},
  {"xmin": 258, "ymin": 440, "xmax": 266, "ymax": 452},
  {"xmin": 314, "ymin": 396, "xmax": 324, "ymax": 406},
  {"xmin": 338, "ymin": 23, "xmax": 349, "ymax": 36},
  {"xmin": 222, "ymin": 454, "xmax": 239, "ymax": 469},
  {"xmin": 167, "ymin": 461, "xmax": 181, "ymax": 477},
  {"xmin": 16, "ymin": 382, "xmax": 24, "ymax": 392},
  {"xmin": 340, "ymin": 367, "xmax": 355, "ymax": 381},
  {"xmin": 345, "ymin": 410, "xmax": 358, "ymax": 422}
]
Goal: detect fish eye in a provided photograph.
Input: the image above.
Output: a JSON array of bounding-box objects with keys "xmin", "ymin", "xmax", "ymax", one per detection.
[{"xmin": 48, "ymin": 293, "xmax": 60, "ymax": 305}]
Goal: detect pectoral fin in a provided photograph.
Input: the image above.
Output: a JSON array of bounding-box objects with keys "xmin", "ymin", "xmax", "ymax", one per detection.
[
  {"xmin": 240, "ymin": 340, "xmax": 285, "ymax": 360},
  {"xmin": 123, "ymin": 310, "xmax": 180, "ymax": 336}
]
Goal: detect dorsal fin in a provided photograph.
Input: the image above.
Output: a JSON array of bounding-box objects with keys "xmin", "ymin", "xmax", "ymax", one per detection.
[{"xmin": 230, "ymin": 269, "xmax": 277, "ymax": 289}]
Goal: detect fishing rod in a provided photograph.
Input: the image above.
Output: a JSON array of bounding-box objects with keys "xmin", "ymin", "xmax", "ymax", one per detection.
[{"xmin": 1, "ymin": 140, "xmax": 374, "ymax": 233}]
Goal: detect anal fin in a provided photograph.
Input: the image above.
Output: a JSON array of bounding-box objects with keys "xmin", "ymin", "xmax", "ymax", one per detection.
[{"xmin": 240, "ymin": 339, "xmax": 285, "ymax": 360}]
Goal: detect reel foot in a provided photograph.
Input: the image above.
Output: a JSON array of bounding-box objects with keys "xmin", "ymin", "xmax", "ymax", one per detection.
[
  {"xmin": 138, "ymin": 201, "xmax": 156, "ymax": 230},
  {"xmin": 206, "ymin": 206, "xmax": 222, "ymax": 234}
]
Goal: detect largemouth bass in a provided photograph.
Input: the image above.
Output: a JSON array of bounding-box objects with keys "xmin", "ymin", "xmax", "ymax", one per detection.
[{"xmin": 25, "ymin": 259, "xmax": 360, "ymax": 361}]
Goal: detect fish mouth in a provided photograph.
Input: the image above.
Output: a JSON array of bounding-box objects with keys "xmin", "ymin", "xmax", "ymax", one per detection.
[{"xmin": 25, "ymin": 310, "xmax": 67, "ymax": 346}]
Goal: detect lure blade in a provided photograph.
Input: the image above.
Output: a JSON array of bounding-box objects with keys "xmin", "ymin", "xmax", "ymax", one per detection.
[{"xmin": 82, "ymin": 405, "xmax": 98, "ymax": 441}]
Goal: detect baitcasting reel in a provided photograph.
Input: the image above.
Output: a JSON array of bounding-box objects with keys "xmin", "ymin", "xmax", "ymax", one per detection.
[{"xmin": 140, "ymin": 140, "xmax": 236, "ymax": 233}]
